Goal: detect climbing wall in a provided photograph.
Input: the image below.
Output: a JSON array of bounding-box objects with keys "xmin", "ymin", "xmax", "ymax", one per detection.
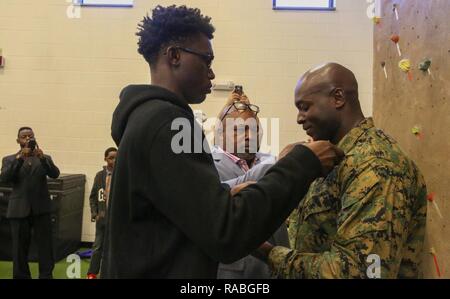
[{"xmin": 373, "ymin": 0, "xmax": 450, "ymax": 278}]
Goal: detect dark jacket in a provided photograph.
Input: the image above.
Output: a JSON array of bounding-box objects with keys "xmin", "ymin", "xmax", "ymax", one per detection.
[
  {"xmin": 101, "ymin": 85, "xmax": 322, "ymax": 279},
  {"xmin": 0, "ymin": 154, "xmax": 60, "ymax": 218},
  {"xmin": 89, "ymin": 167, "xmax": 109, "ymax": 221}
]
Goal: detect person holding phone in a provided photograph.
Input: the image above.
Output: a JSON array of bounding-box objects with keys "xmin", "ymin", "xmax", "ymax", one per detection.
[{"xmin": 0, "ymin": 127, "xmax": 60, "ymax": 279}]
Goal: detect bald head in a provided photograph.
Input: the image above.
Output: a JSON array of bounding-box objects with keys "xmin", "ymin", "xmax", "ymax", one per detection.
[
  {"xmin": 297, "ymin": 63, "xmax": 359, "ymax": 107},
  {"xmin": 294, "ymin": 63, "xmax": 365, "ymax": 144}
]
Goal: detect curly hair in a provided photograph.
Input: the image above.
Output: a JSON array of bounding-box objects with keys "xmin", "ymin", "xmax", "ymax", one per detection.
[{"xmin": 136, "ymin": 5, "xmax": 215, "ymax": 66}]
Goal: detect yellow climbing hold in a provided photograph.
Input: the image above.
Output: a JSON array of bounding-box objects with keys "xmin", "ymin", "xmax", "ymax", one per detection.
[{"xmin": 399, "ymin": 59, "xmax": 411, "ymax": 73}]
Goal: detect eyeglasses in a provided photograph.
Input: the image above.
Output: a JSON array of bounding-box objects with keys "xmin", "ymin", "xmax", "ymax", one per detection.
[
  {"xmin": 175, "ymin": 46, "xmax": 214, "ymax": 69},
  {"xmin": 221, "ymin": 101, "xmax": 260, "ymax": 121}
]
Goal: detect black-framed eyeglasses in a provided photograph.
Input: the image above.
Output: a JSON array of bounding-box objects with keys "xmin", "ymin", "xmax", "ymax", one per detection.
[
  {"xmin": 221, "ymin": 101, "xmax": 260, "ymax": 121},
  {"xmin": 175, "ymin": 47, "xmax": 214, "ymax": 69}
]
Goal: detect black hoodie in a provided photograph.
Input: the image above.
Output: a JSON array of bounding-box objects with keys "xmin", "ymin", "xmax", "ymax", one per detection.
[{"xmin": 101, "ymin": 84, "xmax": 322, "ymax": 278}]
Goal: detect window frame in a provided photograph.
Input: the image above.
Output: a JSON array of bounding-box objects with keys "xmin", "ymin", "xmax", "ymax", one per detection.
[
  {"xmin": 73, "ymin": 0, "xmax": 134, "ymax": 7},
  {"xmin": 272, "ymin": 0, "xmax": 336, "ymax": 11}
]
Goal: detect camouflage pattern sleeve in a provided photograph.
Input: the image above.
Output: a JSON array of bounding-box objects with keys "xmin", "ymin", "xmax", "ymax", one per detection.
[
  {"xmin": 268, "ymin": 160, "xmax": 427, "ymax": 279},
  {"xmin": 287, "ymin": 208, "xmax": 299, "ymax": 249}
]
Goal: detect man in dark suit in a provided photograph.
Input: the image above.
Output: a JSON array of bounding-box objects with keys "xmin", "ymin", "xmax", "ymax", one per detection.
[
  {"xmin": 0, "ymin": 127, "xmax": 60, "ymax": 279},
  {"xmin": 87, "ymin": 147, "xmax": 117, "ymax": 279}
]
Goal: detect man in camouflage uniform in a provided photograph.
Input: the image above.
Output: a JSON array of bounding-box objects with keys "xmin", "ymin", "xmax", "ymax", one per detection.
[{"xmin": 254, "ymin": 63, "xmax": 427, "ymax": 279}]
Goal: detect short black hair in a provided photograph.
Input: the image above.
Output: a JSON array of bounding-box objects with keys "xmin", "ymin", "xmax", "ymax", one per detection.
[
  {"xmin": 18, "ymin": 127, "xmax": 33, "ymax": 137},
  {"xmin": 136, "ymin": 5, "xmax": 215, "ymax": 66},
  {"xmin": 104, "ymin": 147, "xmax": 118, "ymax": 158}
]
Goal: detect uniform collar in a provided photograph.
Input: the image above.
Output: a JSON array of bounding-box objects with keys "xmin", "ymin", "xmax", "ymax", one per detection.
[{"xmin": 337, "ymin": 118, "xmax": 375, "ymax": 155}]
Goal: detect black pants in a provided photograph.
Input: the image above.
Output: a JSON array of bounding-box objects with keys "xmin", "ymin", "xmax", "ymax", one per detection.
[
  {"xmin": 88, "ymin": 217, "xmax": 105, "ymax": 275},
  {"xmin": 9, "ymin": 214, "xmax": 54, "ymax": 279}
]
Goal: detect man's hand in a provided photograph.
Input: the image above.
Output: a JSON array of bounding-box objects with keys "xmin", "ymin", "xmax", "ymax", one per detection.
[
  {"xmin": 35, "ymin": 147, "xmax": 44, "ymax": 159},
  {"xmin": 226, "ymin": 92, "xmax": 241, "ymax": 105},
  {"xmin": 251, "ymin": 242, "xmax": 274, "ymax": 263},
  {"xmin": 230, "ymin": 181, "xmax": 256, "ymax": 196},
  {"xmin": 304, "ymin": 141, "xmax": 345, "ymax": 176},
  {"xmin": 226, "ymin": 92, "xmax": 250, "ymax": 106}
]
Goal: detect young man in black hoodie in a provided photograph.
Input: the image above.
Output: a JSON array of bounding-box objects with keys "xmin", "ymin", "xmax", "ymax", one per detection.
[{"xmin": 101, "ymin": 5, "xmax": 344, "ymax": 278}]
